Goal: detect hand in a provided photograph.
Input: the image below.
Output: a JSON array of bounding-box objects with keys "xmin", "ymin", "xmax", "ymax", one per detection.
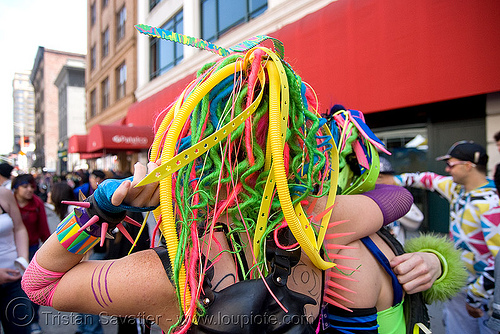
[
  {"xmin": 0, "ymin": 268, "xmax": 22, "ymax": 284},
  {"xmin": 111, "ymin": 162, "xmax": 161, "ymax": 209},
  {"xmin": 390, "ymin": 252, "xmax": 442, "ymax": 294},
  {"xmin": 466, "ymin": 303, "xmax": 484, "ymax": 318}
]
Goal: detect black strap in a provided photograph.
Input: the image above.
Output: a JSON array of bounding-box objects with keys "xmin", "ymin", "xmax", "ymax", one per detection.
[
  {"xmin": 152, "ymin": 246, "xmax": 174, "ymax": 285},
  {"xmin": 266, "ymin": 227, "xmax": 302, "ymax": 286}
]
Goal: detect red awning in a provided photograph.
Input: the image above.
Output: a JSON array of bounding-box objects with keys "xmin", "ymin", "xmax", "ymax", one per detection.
[
  {"xmin": 68, "ymin": 135, "xmax": 88, "ymax": 153},
  {"xmin": 68, "ymin": 135, "xmax": 104, "ymax": 159},
  {"xmin": 87, "ymin": 124, "xmax": 154, "ymax": 152},
  {"xmin": 80, "ymin": 152, "xmax": 105, "ymax": 159}
]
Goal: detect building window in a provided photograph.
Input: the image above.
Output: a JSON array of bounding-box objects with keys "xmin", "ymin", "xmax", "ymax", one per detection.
[
  {"xmin": 90, "ymin": 89, "xmax": 97, "ymax": 117},
  {"xmin": 91, "ymin": 2, "xmax": 96, "ymax": 26},
  {"xmin": 116, "ymin": 62, "xmax": 126, "ymax": 100},
  {"xmin": 101, "ymin": 77, "xmax": 109, "ymax": 110},
  {"xmin": 102, "ymin": 0, "xmax": 108, "ymax": 8},
  {"xmin": 201, "ymin": 0, "xmax": 267, "ymax": 41},
  {"xmin": 150, "ymin": 0, "xmax": 162, "ymax": 11},
  {"xmin": 102, "ymin": 27, "xmax": 109, "ymax": 58},
  {"xmin": 150, "ymin": 11, "xmax": 183, "ymax": 79},
  {"xmin": 90, "ymin": 45, "xmax": 96, "ymax": 70},
  {"xmin": 116, "ymin": 6, "xmax": 126, "ymax": 42}
]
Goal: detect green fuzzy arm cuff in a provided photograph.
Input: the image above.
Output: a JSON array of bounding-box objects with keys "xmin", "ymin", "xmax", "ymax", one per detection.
[{"xmin": 404, "ymin": 234, "xmax": 468, "ymax": 304}]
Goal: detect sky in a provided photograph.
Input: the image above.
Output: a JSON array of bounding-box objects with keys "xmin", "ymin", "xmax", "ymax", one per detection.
[{"xmin": 0, "ymin": 0, "xmax": 87, "ymax": 155}]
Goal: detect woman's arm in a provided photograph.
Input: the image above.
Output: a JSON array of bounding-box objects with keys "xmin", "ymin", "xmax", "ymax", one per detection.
[
  {"xmin": 45, "ymin": 237, "xmax": 178, "ymax": 329},
  {"xmin": 326, "ymin": 234, "xmax": 398, "ymax": 311},
  {"xmin": 23, "ymin": 162, "xmax": 178, "ymax": 330},
  {"xmin": 33, "ymin": 162, "xmax": 159, "ymax": 272},
  {"xmin": 324, "ymin": 194, "xmax": 384, "ymax": 245},
  {"xmin": 1, "ymin": 187, "xmax": 29, "ymax": 260}
]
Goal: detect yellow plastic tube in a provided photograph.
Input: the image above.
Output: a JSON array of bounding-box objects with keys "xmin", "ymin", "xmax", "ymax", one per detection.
[
  {"xmin": 251, "ymin": 48, "xmax": 338, "ymax": 269},
  {"xmin": 158, "ymin": 60, "xmax": 244, "ymax": 313},
  {"xmin": 266, "ymin": 61, "xmax": 334, "ymax": 271}
]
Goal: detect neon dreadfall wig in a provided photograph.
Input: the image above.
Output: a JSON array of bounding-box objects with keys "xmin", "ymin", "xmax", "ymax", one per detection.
[{"xmin": 135, "ymin": 25, "xmax": 386, "ymax": 333}]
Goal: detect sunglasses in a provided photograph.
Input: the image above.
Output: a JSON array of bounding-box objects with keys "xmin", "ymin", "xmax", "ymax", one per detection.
[{"xmin": 446, "ymin": 160, "xmax": 476, "ymax": 168}]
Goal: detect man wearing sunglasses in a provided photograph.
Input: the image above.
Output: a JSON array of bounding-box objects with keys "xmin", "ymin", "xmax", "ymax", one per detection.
[{"xmin": 378, "ymin": 141, "xmax": 499, "ymax": 334}]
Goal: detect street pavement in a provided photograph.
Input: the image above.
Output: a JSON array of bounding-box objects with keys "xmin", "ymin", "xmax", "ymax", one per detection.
[
  {"xmin": 38, "ymin": 305, "xmax": 116, "ymax": 334},
  {"xmin": 428, "ymin": 301, "xmax": 446, "ymax": 334},
  {"xmin": 36, "ymin": 305, "xmax": 163, "ymax": 333},
  {"xmin": 0, "ymin": 305, "xmax": 162, "ymax": 334}
]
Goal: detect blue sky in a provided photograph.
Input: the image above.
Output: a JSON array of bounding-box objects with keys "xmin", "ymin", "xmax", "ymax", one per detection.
[{"xmin": 0, "ymin": 0, "xmax": 87, "ymax": 154}]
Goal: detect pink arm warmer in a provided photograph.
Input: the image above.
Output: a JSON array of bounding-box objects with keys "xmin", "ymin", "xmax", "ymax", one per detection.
[
  {"xmin": 361, "ymin": 184, "xmax": 413, "ymax": 226},
  {"xmin": 21, "ymin": 253, "xmax": 65, "ymax": 307}
]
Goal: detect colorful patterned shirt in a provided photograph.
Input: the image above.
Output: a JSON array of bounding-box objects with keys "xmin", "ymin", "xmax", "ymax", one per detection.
[{"xmin": 393, "ymin": 172, "xmax": 499, "ymax": 307}]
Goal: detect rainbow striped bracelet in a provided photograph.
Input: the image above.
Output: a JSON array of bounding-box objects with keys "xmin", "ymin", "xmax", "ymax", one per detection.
[{"xmin": 56, "ymin": 209, "xmax": 100, "ymax": 254}]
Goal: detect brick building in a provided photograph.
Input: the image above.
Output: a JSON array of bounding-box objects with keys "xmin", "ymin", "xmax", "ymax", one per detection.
[
  {"xmin": 30, "ymin": 47, "xmax": 85, "ymax": 172},
  {"xmin": 83, "ymin": 0, "xmax": 151, "ymax": 173}
]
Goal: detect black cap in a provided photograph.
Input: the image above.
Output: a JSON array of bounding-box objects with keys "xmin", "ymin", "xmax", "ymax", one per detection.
[
  {"xmin": 0, "ymin": 163, "xmax": 13, "ymax": 178},
  {"xmin": 91, "ymin": 170, "xmax": 106, "ymax": 180},
  {"xmin": 436, "ymin": 141, "xmax": 488, "ymax": 166}
]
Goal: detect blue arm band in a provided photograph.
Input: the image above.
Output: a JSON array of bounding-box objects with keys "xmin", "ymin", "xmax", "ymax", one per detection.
[{"xmin": 93, "ymin": 176, "xmax": 159, "ymax": 213}]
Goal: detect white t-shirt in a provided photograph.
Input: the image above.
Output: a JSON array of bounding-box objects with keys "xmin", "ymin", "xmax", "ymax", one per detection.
[
  {"xmin": 1, "ymin": 179, "xmax": 11, "ymax": 189},
  {"xmin": 0, "ymin": 210, "xmax": 18, "ymax": 270}
]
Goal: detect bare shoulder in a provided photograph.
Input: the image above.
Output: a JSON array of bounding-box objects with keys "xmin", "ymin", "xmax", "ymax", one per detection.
[
  {"xmin": 0, "ymin": 186, "xmax": 13, "ymax": 198},
  {"xmin": 0, "ymin": 187, "xmax": 16, "ymax": 210}
]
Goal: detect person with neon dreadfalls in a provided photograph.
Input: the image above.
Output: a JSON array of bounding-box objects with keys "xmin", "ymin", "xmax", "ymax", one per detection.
[{"xmin": 20, "ymin": 30, "xmax": 464, "ymax": 334}]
